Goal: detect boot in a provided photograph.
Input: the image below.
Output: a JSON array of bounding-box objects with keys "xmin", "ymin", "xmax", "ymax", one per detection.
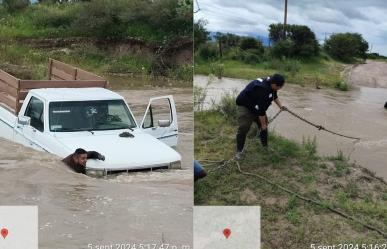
[{"xmin": 259, "ymin": 129, "xmax": 268, "ymax": 147}]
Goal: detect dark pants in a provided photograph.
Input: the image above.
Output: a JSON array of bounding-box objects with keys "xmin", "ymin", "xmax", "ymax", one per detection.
[{"xmin": 236, "ymin": 106, "xmax": 268, "ymax": 152}]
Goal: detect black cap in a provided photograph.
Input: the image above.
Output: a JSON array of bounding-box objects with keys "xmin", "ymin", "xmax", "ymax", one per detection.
[{"xmin": 271, "ymin": 74, "xmax": 285, "ymax": 86}]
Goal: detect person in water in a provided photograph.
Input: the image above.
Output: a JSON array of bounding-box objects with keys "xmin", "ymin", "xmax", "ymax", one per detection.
[
  {"xmin": 194, "ymin": 160, "xmax": 207, "ymax": 181},
  {"xmin": 62, "ymin": 148, "xmax": 105, "ymax": 174}
]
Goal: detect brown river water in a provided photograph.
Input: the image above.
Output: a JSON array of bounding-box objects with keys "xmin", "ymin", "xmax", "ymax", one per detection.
[
  {"xmin": 0, "ymin": 88, "xmax": 193, "ymax": 249},
  {"xmin": 194, "ymin": 75, "xmax": 387, "ymax": 180}
]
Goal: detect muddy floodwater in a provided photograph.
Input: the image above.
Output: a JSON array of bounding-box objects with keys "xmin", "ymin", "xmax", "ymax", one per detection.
[
  {"xmin": 0, "ymin": 88, "xmax": 193, "ymax": 249},
  {"xmin": 195, "ymin": 75, "xmax": 387, "ymax": 180}
]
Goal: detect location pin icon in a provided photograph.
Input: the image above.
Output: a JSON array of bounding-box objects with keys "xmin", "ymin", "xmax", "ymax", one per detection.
[
  {"xmin": 1, "ymin": 228, "xmax": 8, "ymax": 239},
  {"xmin": 223, "ymin": 228, "xmax": 231, "ymax": 239}
]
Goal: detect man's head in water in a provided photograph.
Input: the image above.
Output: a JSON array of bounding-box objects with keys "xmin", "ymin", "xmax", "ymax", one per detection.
[
  {"xmin": 270, "ymin": 73, "xmax": 285, "ymax": 91},
  {"xmin": 73, "ymin": 148, "xmax": 88, "ymax": 166}
]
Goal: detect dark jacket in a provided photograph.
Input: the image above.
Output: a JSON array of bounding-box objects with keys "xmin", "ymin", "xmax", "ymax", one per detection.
[
  {"xmin": 62, "ymin": 151, "xmax": 102, "ymax": 174},
  {"xmin": 236, "ymin": 77, "xmax": 278, "ymax": 116}
]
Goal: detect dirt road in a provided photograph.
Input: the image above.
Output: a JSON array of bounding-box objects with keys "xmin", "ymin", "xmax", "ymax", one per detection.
[{"xmin": 349, "ymin": 59, "xmax": 387, "ymax": 88}]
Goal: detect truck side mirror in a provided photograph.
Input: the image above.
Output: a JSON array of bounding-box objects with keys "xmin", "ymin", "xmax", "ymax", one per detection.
[
  {"xmin": 18, "ymin": 116, "xmax": 31, "ymax": 126},
  {"xmin": 158, "ymin": 120, "xmax": 170, "ymax": 127}
]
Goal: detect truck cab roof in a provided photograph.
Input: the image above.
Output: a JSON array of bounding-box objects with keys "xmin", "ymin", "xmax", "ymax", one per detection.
[{"xmin": 30, "ymin": 88, "xmax": 123, "ymax": 102}]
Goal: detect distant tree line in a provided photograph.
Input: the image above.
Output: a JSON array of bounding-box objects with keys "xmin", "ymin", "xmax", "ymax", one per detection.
[{"xmin": 195, "ymin": 20, "xmax": 369, "ymax": 63}]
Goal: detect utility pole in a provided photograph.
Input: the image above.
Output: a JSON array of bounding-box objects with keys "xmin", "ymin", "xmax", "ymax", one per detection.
[{"xmin": 283, "ymin": 0, "xmax": 288, "ymax": 40}]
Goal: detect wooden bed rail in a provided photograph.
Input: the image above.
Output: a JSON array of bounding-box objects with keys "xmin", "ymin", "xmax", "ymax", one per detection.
[{"xmin": 0, "ymin": 59, "xmax": 108, "ymax": 114}]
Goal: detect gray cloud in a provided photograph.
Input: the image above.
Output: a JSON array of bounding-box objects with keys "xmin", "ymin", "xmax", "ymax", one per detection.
[{"xmin": 194, "ymin": 0, "xmax": 387, "ymax": 55}]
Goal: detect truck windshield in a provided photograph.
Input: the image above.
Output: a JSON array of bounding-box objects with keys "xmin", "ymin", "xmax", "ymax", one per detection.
[{"xmin": 49, "ymin": 100, "xmax": 137, "ymax": 132}]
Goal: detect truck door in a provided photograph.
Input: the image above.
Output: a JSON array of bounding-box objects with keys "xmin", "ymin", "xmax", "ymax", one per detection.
[
  {"xmin": 15, "ymin": 96, "xmax": 47, "ymax": 151},
  {"xmin": 140, "ymin": 95, "xmax": 178, "ymax": 147}
]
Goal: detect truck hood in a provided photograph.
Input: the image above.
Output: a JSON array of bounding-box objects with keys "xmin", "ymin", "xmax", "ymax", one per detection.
[{"xmin": 53, "ymin": 130, "xmax": 181, "ymax": 171}]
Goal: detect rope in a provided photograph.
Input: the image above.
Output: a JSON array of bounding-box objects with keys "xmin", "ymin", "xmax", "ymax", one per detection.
[
  {"xmin": 283, "ymin": 108, "xmax": 361, "ymax": 141},
  {"xmin": 235, "ymin": 160, "xmax": 387, "ymax": 238},
  {"xmin": 200, "ymin": 156, "xmax": 387, "ymax": 238},
  {"xmin": 268, "ymin": 109, "xmax": 283, "ymax": 123},
  {"xmin": 198, "ymin": 108, "xmax": 384, "ymax": 237}
]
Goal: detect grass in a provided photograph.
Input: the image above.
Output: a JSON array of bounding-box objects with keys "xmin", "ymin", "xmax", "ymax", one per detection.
[
  {"xmin": 0, "ymin": 42, "xmax": 192, "ymax": 88},
  {"xmin": 194, "ymin": 110, "xmax": 387, "ymax": 248},
  {"xmin": 194, "ymin": 56, "xmax": 349, "ymax": 89},
  {"xmin": 0, "ymin": 3, "xmax": 192, "ymax": 87},
  {"xmin": 0, "ymin": 4, "xmax": 170, "ymax": 43}
]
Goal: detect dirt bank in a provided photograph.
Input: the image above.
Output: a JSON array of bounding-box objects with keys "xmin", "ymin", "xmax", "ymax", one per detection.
[{"xmin": 349, "ymin": 60, "xmax": 387, "ymax": 88}]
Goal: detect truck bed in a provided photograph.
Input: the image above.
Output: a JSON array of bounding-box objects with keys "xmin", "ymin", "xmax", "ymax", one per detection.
[{"xmin": 0, "ymin": 59, "xmax": 108, "ymax": 115}]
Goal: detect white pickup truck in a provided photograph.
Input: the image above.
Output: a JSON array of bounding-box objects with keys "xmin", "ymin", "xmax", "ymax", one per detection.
[{"xmin": 0, "ymin": 59, "xmax": 181, "ymax": 175}]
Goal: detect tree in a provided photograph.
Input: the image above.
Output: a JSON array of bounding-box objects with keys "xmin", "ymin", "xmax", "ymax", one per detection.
[
  {"xmin": 239, "ymin": 37, "xmax": 264, "ymax": 59},
  {"xmin": 324, "ymin": 33, "xmax": 369, "ymax": 61},
  {"xmin": 194, "ymin": 19, "xmax": 209, "ymax": 50},
  {"xmin": 269, "ymin": 23, "xmax": 319, "ymax": 58},
  {"xmin": 240, "ymin": 37, "xmax": 260, "ymax": 50}
]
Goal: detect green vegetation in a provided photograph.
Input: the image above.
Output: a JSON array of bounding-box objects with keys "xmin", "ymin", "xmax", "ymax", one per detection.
[
  {"xmin": 195, "ymin": 109, "xmax": 387, "ymax": 248},
  {"xmin": 324, "ymin": 33, "xmax": 368, "ymax": 62},
  {"xmin": 0, "ymin": 0, "xmax": 193, "ymax": 87},
  {"xmin": 269, "ymin": 23, "xmax": 319, "ymax": 58},
  {"xmin": 194, "ymin": 21, "xmax": 372, "ymax": 90},
  {"xmin": 0, "ymin": 43, "xmax": 192, "ymax": 88},
  {"xmin": 0, "ymin": 0, "xmax": 192, "ymax": 42},
  {"xmin": 2, "ymin": 0, "xmax": 30, "ymax": 13},
  {"xmin": 195, "ymin": 56, "xmax": 347, "ymax": 89},
  {"xmin": 367, "ymin": 52, "xmax": 387, "ymax": 61}
]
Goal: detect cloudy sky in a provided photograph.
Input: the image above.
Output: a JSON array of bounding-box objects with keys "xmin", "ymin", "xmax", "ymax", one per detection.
[{"xmin": 194, "ymin": 0, "xmax": 387, "ymax": 55}]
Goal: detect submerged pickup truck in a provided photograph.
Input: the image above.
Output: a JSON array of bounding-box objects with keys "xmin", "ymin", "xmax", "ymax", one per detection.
[{"xmin": 0, "ymin": 59, "xmax": 181, "ymax": 175}]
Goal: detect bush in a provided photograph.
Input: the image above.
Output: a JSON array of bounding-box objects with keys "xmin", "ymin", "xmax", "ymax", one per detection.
[
  {"xmin": 227, "ymin": 47, "xmax": 244, "ymax": 61},
  {"xmin": 70, "ymin": 0, "xmax": 130, "ymax": 39},
  {"xmin": 283, "ymin": 59, "xmax": 300, "ymax": 76},
  {"xmin": 166, "ymin": 64, "xmax": 193, "ymax": 82},
  {"xmin": 226, "ymin": 47, "xmax": 262, "ymax": 64},
  {"xmin": 3, "ymin": 0, "xmax": 30, "ymax": 12},
  {"xmin": 334, "ymin": 81, "xmax": 349, "ymax": 91},
  {"xmin": 28, "ymin": 4, "xmax": 78, "ymax": 28},
  {"xmin": 194, "ymin": 85, "xmax": 207, "ymax": 111},
  {"xmin": 215, "ymin": 91, "xmax": 238, "ymax": 123},
  {"xmin": 271, "ymin": 39, "xmax": 294, "ymax": 58},
  {"xmin": 198, "ymin": 43, "xmax": 218, "ymax": 60},
  {"xmin": 0, "ymin": 5, "xmax": 7, "ymax": 16},
  {"xmin": 210, "ymin": 62, "xmax": 224, "ymax": 79},
  {"xmin": 243, "ymin": 52, "xmax": 260, "ymax": 65},
  {"xmin": 324, "ymin": 33, "xmax": 368, "ymax": 62},
  {"xmin": 68, "ymin": 0, "xmax": 192, "ymax": 40},
  {"xmin": 263, "ymin": 58, "xmax": 282, "ymax": 70},
  {"xmin": 263, "ymin": 57, "xmax": 300, "ymax": 76},
  {"xmin": 240, "ymin": 37, "xmax": 264, "ymax": 54}
]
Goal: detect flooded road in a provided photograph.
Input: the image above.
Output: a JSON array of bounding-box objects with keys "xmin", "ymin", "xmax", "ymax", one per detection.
[
  {"xmin": 194, "ymin": 75, "xmax": 387, "ymax": 180},
  {"xmin": 0, "ymin": 88, "xmax": 193, "ymax": 248}
]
